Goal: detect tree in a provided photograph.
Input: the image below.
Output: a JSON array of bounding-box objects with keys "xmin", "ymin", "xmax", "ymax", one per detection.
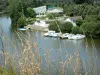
[
  {"xmin": 74, "ymin": 0, "xmax": 85, "ymax": 4},
  {"xmin": 49, "ymin": 21, "xmax": 73, "ymax": 33},
  {"xmin": 0, "ymin": 0, "xmax": 8, "ymax": 13},
  {"xmin": 74, "ymin": 0, "xmax": 94, "ymax": 4},
  {"xmin": 7, "ymin": 0, "xmax": 22, "ymax": 25},
  {"xmin": 48, "ymin": 21, "xmax": 59, "ymax": 32},
  {"xmin": 60, "ymin": 22, "xmax": 73, "ymax": 33},
  {"xmin": 47, "ymin": 13, "xmax": 62, "ymax": 19},
  {"xmin": 76, "ymin": 19, "xmax": 83, "ymax": 26},
  {"xmin": 7, "ymin": 0, "xmax": 42, "ymax": 27},
  {"xmin": 26, "ymin": 7, "xmax": 36, "ymax": 18},
  {"xmin": 72, "ymin": 26, "xmax": 81, "ymax": 34},
  {"xmin": 83, "ymin": 15, "xmax": 98, "ymax": 22},
  {"xmin": 17, "ymin": 14, "xmax": 26, "ymax": 28},
  {"xmin": 81, "ymin": 22, "xmax": 98, "ymax": 38},
  {"xmin": 97, "ymin": 15, "xmax": 100, "ymax": 21}
]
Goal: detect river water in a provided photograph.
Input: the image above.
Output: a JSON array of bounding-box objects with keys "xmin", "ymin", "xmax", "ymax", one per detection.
[{"xmin": 0, "ymin": 16, "xmax": 100, "ymax": 74}]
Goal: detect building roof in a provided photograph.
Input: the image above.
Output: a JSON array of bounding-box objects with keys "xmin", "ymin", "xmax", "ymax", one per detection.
[
  {"xmin": 33, "ymin": 6, "xmax": 46, "ymax": 14},
  {"xmin": 65, "ymin": 18, "xmax": 77, "ymax": 26},
  {"xmin": 69, "ymin": 16, "xmax": 82, "ymax": 22},
  {"xmin": 47, "ymin": 8, "xmax": 63, "ymax": 13}
]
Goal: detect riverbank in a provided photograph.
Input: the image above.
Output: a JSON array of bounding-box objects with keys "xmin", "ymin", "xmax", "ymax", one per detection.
[{"xmin": 25, "ymin": 24, "xmax": 49, "ymax": 32}]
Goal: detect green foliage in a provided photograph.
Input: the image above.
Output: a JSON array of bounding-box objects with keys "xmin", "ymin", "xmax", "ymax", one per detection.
[
  {"xmin": 76, "ymin": 19, "xmax": 83, "ymax": 26},
  {"xmin": 74, "ymin": 0, "xmax": 85, "ymax": 4},
  {"xmin": 64, "ymin": 3, "xmax": 100, "ymax": 17},
  {"xmin": 0, "ymin": 67, "xmax": 16, "ymax": 75},
  {"xmin": 74, "ymin": 0, "xmax": 94, "ymax": 4},
  {"xmin": 26, "ymin": 18, "xmax": 36, "ymax": 24},
  {"xmin": 7, "ymin": 0, "xmax": 39, "ymax": 27},
  {"xmin": 97, "ymin": 15, "xmax": 100, "ymax": 21},
  {"xmin": 17, "ymin": 15, "xmax": 26, "ymax": 28},
  {"xmin": 72, "ymin": 26, "xmax": 81, "ymax": 34},
  {"xmin": 83, "ymin": 15, "xmax": 99, "ymax": 23},
  {"xmin": 7, "ymin": 0, "xmax": 23, "ymax": 24},
  {"xmin": 60, "ymin": 22, "xmax": 73, "ymax": 33},
  {"xmin": 81, "ymin": 22, "xmax": 100, "ymax": 38},
  {"xmin": 0, "ymin": 0, "xmax": 8, "ymax": 13},
  {"xmin": 48, "ymin": 21, "xmax": 59, "ymax": 32},
  {"xmin": 26, "ymin": 7, "xmax": 36, "ymax": 18},
  {"xmin": 47, "ymin": 14, "xmax": 54, "ymax": 19},
  {"xmin": 47, "ymin": 13, "xmax": 63, "ymax": 19},
  {"xmin": 49, "ymin": 21, "xmax": 73, "ymax": 33}
]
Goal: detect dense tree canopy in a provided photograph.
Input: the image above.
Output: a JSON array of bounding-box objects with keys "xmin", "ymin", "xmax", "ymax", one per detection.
[
  {"xmin": 7, "ymin": 0, "xmax": 38, "ymax": 27},
  {"xmin": 0, "ymin": 0, "xmax": 8, "ymax": 13},
  {"xmin": 49, "ymin": 21, "xmax": 73, "ymax": 33},
  {"xmin": 72, "ymin": 26, "xmax": 81, "ymax": 34},
  {"xmin": 81, "ymin": 15, "xmax": 100, "ymax": 38},
  {"xmin": 76, "ymin": 19, "xmax": 83, "ymax": 26}
]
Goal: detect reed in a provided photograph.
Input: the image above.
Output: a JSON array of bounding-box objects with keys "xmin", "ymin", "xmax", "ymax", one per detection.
[{"xmin": 0, "ymin": 28, "xmax": 99, "ymax": 75}]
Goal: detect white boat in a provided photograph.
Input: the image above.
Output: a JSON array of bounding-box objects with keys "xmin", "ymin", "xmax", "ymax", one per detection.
[
  {"xmin": 60, "ymin": 33, "xmax": 70, "ymax": 39},
  {"xmin": 18, "ymin": 28, "xmax": 28, "ymax": 31},
  {"xmin": 68, "ymin": 34, "xmax": 85, "ymax": 40},
  {"xmin": 44, "ymin": 31, "xmax": 55, "ymax": 37},
  {"xmin": 44, "ymin": 31, "xmax": 61, "ymax": 38},
  {"xmin": 52, "ymin": 33, "xmax": 61, "ymax": 38}
]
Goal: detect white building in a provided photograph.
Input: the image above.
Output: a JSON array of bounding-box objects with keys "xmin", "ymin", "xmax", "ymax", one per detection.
[
  {"xmin": 34, "ymin": 20, "xmax": 49, "ymax": 27},
  {"xmin": 33, "ymin": 6, "xmax": 63, "ymax": 18},
  {"xmin": 47, "ymin": 8, "xmax": 63, "ymax": 14},
  {"xmin": 33, "ymin": 6, "xmax": 47, "ymax": 17},
  {"xmin": 65, "ymin": 18, "xmax": 77, "ymax": 26},
  {"xmin": 65, "ymin": 16, "xmax": 82, "ymax": 26}
]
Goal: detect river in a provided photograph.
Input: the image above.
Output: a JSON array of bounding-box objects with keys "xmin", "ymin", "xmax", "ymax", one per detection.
[{"xmin": 0, "ymin": 16, "xmax": 100, "ymax": 74}]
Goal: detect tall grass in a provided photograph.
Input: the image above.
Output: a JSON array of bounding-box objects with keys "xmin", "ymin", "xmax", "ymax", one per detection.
[{"xmin": 0, "ymin": 28, "xmax": 99, "ymax": 75}]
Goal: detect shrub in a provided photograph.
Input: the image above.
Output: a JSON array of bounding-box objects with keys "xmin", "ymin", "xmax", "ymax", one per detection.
[
  {"xmin": 60, "ymin": 22, "xmax": 73, "ymax": 33},
  {"xmin": 49, "ymin": 21, "xmax": 73, "ymax": 33},
  {"xmin": 26, "ymin": 7, "xmax": 36, "ymax": 18},
  {"xmin": 48, "ymin": 21, "xmax": 59, "ymax": 32},
  {"xmin": 17, "ymin": 15, "xmax": 26, "ymax": 28},
  {"xmin": 81, "ymin": 22, "xmax": 99, "ymax": 38},
  {"xmin": 47, "ymin": 13, "xmax": 63, "ymax": 19},
  {"xmin": 76, "ymin": 19, "xmax": 83, "ymax": 26},
  {"xmin": 72, "ymin": 26, "xmax": 81, "ymax": 34}
]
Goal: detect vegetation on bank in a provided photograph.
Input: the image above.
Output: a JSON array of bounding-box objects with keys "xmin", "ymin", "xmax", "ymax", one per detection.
[
  {"xmin": 48, "ymin": 2, "xmax": 100, "ymax": 38},
  {"xmin": 48, "ymin": 15, "xmax": 100, "ymax": 38},
  {"xmin": 0, "ymin": 0, "xmax": 100, "ymax": 38},
  {"xmin": 7, "ymin": 0, "xmax": 36, "ymax": 28}
]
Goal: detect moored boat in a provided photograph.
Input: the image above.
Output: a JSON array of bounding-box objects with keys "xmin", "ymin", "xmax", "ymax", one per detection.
[
  {"xmin": 60, "ymin": 33, "xmax": 69, "ymax": 39},
  {"xmin": 52, "ymin": 33, "xmax": 61, "ymax": 38},
  {"xmin": 18, "ymin": 28, "xmax": 28, "ymax": 31},
  {"xmin": 44, "ymin": 31, "xmax": 55, "ymax": 37},
  {"xmin": 68, "ymin": 34, "xmax": 85, "ymax": 40}
]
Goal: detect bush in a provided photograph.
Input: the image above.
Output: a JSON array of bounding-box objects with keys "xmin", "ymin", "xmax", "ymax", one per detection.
[
  {"xmin": 60, "ymin": 22, "xmax": 73, "ymax": 33},
  {"xmin": 49, "ymin": 21, "xmax": 73, "ymax": 33},
  {"xmin": 81, "ymin": 22, "xmax": 100, "ymax": 38},
  {"xmin": 72, "ymin": 26, "xmax": 81, "ymax": 34},
  {"xmin": 83, "ymin": 15, "xmax": 98, "ymax": 22},
  {"xmin": 76, "ymin": 19, "xmax": 83, "ymax": 26},
  {"xmin": 26, "ymin": 7, "xmax": 36, "ymax": 18},
  {"xmin": 47, "ymin": 13, "xmax": 63, "ymax": 19},
  {"xmin": 26, "ymin": 18, "xmax": 36, "ymax": 24},
  {"xmin": 97, "ymin": 15, "xmax": 100, "ymax": 21},
  {"xmin": 48, "ymin": 21, "xmax": 59, "ymax": 32},
  {"xmin": 17, "ymin": 15, "xmax": 26, "ymax": 28}
]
